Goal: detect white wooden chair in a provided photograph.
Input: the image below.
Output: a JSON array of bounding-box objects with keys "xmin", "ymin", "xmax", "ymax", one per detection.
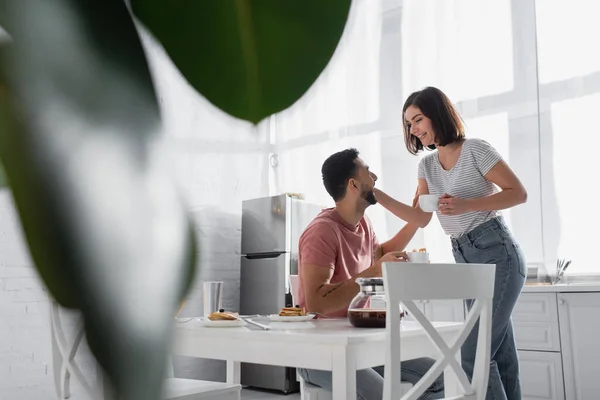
[
  {"xmin": 382, "ymin": 262, "xmax": 495, "ymax": 400},
  {"xmin": 50, "ymin": 301, "xmax": 103, "ymax": 400},
  {"xmin": 50, "ymin": 301, "xmax": 241, "ymax": 400}
]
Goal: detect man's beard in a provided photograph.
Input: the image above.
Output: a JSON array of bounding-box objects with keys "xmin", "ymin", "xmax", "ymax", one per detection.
[{"xmin": 362, "ymin": 188, "xmax": 377, "ymax": 205}]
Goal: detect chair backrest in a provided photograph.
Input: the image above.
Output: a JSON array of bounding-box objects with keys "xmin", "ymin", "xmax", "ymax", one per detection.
[
  {"xmin": 289, "ymin": 275, "xmax": 300, "ymax": 306},
  {"xmin": 50, "ymin": 301, "xmax": 102, "ymax": 400},
  {"xmin": 382, "ymin": 262, "xmax": 495, "ymax": 400},
  {"xmin": 51, "ymin": 302, "xmax": 233, "ymax": 400}
]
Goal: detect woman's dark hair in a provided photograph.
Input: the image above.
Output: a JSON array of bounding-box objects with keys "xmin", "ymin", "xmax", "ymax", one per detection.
[
  {"xmin": 403, "ymin": 86, "xmax": 465, "ymax": 155},
  {"xmin": 321, "ymin": 148, "xmax": 360, "ymax": 202}
]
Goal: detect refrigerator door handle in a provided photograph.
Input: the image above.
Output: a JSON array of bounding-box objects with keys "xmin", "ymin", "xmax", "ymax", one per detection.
[{"xmin": 243, "ymin": 253, "xmax": 282, "ymax": 260}]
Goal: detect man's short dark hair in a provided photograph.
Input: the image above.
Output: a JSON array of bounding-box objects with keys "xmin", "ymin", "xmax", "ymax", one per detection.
[{"xmin": 321, "ymin": 148, "xmax": 360, "ymax": 202}]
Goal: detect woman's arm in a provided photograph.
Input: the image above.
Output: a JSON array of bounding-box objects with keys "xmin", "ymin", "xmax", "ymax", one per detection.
[
  {"xmin": 374, "ymin": 179, "xmax": 433, "ymax": 228},
  {"xmin": 380, "ymin": 223, "xmax": 419, "ymax": 255},
  {"xmin": 439, "ymin": 160, "xmax": 527, "ymax": 215},
  {"xmin": 472, "ymin": 160, "xmax": 527, "ymax": 210},
  {"xmin": 377, "ymin": 188, "xmax": 420, "ymax": 254}
]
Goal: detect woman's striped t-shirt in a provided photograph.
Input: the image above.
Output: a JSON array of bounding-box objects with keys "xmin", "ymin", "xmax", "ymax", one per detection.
[{"xmin": 418, "ymin": 138, "xmax": 503, "ymax": 238}]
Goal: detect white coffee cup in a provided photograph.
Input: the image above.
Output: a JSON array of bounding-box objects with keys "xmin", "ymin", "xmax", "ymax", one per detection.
[
  {"xmin": 407, "ymin": 252, "xmax": 430, "ymax": 263},
  {"xmin": 418, "ymin": 194, "xmax": 440, "ymax": 212}
]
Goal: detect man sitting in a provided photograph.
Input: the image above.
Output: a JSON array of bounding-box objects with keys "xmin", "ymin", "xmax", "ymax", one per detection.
[{"xmin": 297, "ymin": 148, "xmax": 443, "ymax": 400}]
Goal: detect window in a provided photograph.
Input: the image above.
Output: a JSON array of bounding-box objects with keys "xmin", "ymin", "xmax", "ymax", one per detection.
[
  {"xmin": 536, "ymin": 0, "xmax": 600, "ymax": 275},
  {"xmin": 271, "ymin": 0, "xmax": 600, "ymax": 278}
]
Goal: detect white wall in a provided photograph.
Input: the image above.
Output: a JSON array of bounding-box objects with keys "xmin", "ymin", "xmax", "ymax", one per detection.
[
  {"xmin": 0, "ymin": 25, "xmax": 270, "ymax": 400},
  {"xmin": 0, "ymin": 193, "xmax": 58, "ymax": 399}
]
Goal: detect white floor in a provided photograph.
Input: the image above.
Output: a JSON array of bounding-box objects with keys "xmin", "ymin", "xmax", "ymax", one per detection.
[{"xmin": 241, "ymin": 387, "xmax": 301, "ymax": 399}]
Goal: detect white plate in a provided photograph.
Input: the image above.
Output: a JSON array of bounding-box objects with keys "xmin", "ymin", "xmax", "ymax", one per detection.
[
  {"xmin": 268, "ymin": 314, "xmax": 316, "ymax": 322},
  {"xmin": 269, "ymin": 322, "xmax": 316, "ymax": 330},
  {"xmin": 196, "ymin": 317, "xmax": 246, "ymax": 327}
]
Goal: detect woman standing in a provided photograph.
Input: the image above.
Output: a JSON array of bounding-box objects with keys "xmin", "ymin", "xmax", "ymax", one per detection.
[{"xmin": 375, "ymin": 87, "xmax": 527, "ymax": 400}]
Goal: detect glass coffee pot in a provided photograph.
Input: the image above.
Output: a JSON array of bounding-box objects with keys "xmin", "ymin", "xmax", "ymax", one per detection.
[{"xmin": 348, "ymin": 277, "xmax": 405, "ymax": 328}]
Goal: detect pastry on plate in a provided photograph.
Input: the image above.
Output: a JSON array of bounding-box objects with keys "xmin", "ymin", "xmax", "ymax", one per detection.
[
  {"xmin": 279, "ymin": 306, "xmax": 306, "ymax": 317},
  {"xmin": 207, "ymin": 310, "xmax": 239, "ymax": 321}
]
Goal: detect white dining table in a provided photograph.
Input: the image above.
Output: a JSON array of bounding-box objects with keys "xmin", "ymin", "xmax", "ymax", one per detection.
[{"xmin": 172, "ymin": 318, "xmax": 463, "ymax": 400}]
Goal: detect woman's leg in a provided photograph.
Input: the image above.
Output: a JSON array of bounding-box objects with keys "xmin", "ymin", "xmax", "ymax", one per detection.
[
  {"xmin": 453, "ymin": 222, "xmax": 525, "ymax": 400},
  {"xmin": 494, "ymin": 320, "xmax": 522, "ymax": 400}
]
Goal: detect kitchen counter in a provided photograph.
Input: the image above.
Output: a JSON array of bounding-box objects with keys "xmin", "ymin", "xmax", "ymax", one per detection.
[{"xmin": 522, "ymin": 282, "xmax": 600, "ymax": 293}]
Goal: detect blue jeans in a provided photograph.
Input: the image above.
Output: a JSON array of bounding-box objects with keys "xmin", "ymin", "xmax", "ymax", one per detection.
[
  {"xmin": 451, "ymin": 217, "xmax": 525, "ymax": 400},
  {"xmin": 297, "ymin": 357, "xmax": 444, "ymax": 400}
]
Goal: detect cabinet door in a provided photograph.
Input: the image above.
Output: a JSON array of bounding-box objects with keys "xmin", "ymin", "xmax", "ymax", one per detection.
[
  {"xmin": 513, "ymin": 293, "xmax": 561, "ymax": 351},
  {"xmin": 558, "ymin": 293, "xmax": 600, "ymax": 400},
  {"xmin": 519, "ymin": 351, "xmax": 565, "ymax": 400},
  {"xmin": 424, "ymin": 299, "xmax": 465, "ymax": 322}
]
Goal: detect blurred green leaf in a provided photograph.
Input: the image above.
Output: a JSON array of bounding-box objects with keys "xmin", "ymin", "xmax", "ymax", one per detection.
[
  {"xmin": 131, "ymin": 0, "xmax": 351, "ymax": 124},
  {"xmin": 0, "ymin": 21, "xmax": 9, "ymax": 189},
  {"xmin": 0, "ymin": 157, "xmax": 7, "ymax": 188},
  {"xmin": 0, "ymin": 1, "xmax": 195, "ymax": 399},
  {"xmin": 0, "ymin": 0, "xmax": 351, "ymax": 398}
]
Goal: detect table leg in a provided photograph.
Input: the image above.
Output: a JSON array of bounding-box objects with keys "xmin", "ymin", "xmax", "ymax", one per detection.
[
  {"xmin": 226, "ymin": 361, "xmax": 241, "ymax": 384},
  {"xmin": 331, "ymin": 346, "xmax": 356, "ymax": 400},
  {"xmin": 444, "ymin": 349, "xmax": 462, "ymax": 397}
]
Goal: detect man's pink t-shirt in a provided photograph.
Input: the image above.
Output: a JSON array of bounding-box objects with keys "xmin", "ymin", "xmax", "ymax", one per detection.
[{"xmin": 297, "ymin": 208, "xmax": 380, "ymax": 317}]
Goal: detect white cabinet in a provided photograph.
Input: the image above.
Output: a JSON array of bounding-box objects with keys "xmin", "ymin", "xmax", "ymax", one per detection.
[
  {"xmin": 513, "ymin": 293, "xmax": 561, "ymax": 352},
  {"xmin": 557, "ymin": 293, "xmax": 600, "ymax": 400},
  {"xmin": 518, "ymin": 351, "xmax": 564, "ymax": 400},
  {"xmin": 514, "ymin": 290, "xmax": 600, "ymax": 400},
  {"xmin": 425, "ymin": 299, "xmax": 465, "ymax": 322},
  {"xmin": 410, "ymin": 290, "xmax": 600, "ymax": 399},
  {"xmin": 409, "ymin": 299, "xmax": 465, "ymax": 322},
  {"xmin": 513, "ymin": 292, "xmax": 565, "ymax": 400}
]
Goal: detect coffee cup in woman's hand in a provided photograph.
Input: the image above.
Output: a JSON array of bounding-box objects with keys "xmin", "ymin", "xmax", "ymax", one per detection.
[
  {"xmin": 438, "ymin": 194, "xmax": 471, "ymax": 215},
  {"xmin": 418, "ymin": 194, "xmax": 440, "ymax": 212}
]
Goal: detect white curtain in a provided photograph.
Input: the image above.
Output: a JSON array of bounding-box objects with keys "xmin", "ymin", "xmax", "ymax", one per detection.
[
  {"xmin": 401, "ymin": 0, "xmax": 600, "ymax": 276},
  {"xmin": 271, "ymin": 0, "xmax": 600, "ymax": 276},
  {"xmin": 400, "ymin": 0, "xmax": 538, "ymax": 264},
  {"xmin": 401, "ymin": 0, "xmax": 514, "ymax": 103},
  {"xmin": 271, "ymin": 0, "xmax": 427, "ymax": 249},
  {"xmin": 271, "ymin": 0, "xmax": 530, "ymax": 257},
  {"xmin": 272, "ymin": 0, "xmax": 382, "ymax": 238},
  {"xmin": 535, "ymin": 0, "xmax": 600, "ymax": 275},
  {"xmin": 273, "ymin": 0, "xmax": 382, "ymax": 145}
]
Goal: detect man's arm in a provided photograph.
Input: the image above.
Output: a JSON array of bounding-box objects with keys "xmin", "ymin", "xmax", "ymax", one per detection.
[
  {"xmin": 300, "ymin": 265, "xmax": 363, "ymax": 315},
  {"xmin": 301, "ymin": 251, "xmax": 407, "ymax": 315}
]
